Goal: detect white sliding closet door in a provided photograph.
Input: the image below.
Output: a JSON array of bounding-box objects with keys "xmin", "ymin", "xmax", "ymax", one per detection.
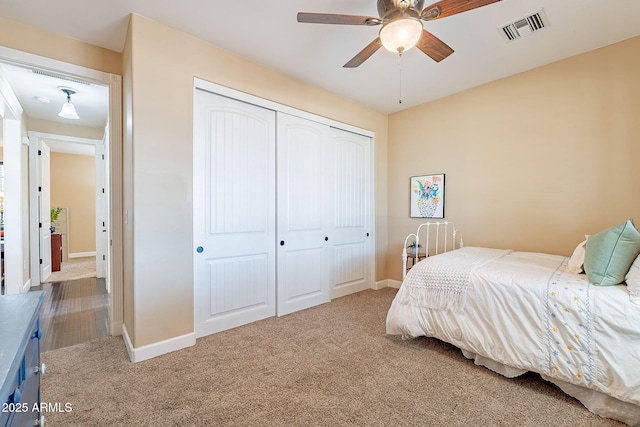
[
  {"xmin": 276, "ymin": 113, "xmax": 333, "ymax": 316},
  {"xmin": 329, "ymin": 128, "xmax": 372, "ymax": 298},
  {"xmin": 194, "ymin": 90, "xmax": 276, "ymax": 338}
]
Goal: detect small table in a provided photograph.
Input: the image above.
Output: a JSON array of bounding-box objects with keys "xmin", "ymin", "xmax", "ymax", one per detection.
[
  {"xmin": 406, "ymin": 252, "xmax": 427, "ymax": 270},
  {"xmin": 51, "ymin": 233, "xmax": 62, "ymax": 272}
]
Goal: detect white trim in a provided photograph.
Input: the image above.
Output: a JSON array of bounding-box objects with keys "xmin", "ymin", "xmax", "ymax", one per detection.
[
  {"xmin": 111, "ymin": 321, "xmax": 123, "ymax": 337},
  {"xmin": 122, "ymin": 324, "xmax": 135, "ymax": 362},
  {"xmin": 107, "ymin": 73, "xmax": 124, "ymax": 339},
  {"xmin": 0, "ymin": 45, "xmax": 113, "ymax": 85},
  {"xmin": 28, "ymin": 135, "xmax": 39, "ymax": 291},
  {"xmin": 22, "ymin": 279, "xmax": 31, "ymax": 292},
  {"xmin": 373, "ymin": 279, "xmax": 402, "ymax": 290},
  {"xmin": 122, "ymin": 324, "xmax": 196, "ymax": 363},
  {"xmin": 0, "ymin": 67, "xmax": 23, "ymax": 118},
  {"xmin": 2, "ymin": 119, "xmax": 24, "ymax": 294},
  {"xmin": 194, "ymin": 78, "xmax": 375, "ymax": 139},
  {"xmin": 1, "ymin": 66, "xmax": 26, "ymax": 295},
  {"xmin": 29, "ymin": 131, "xmax": 102, "ymax": 146},
  {"xmin": 69, "ymin": 251, "xmax": 97, "ymax": 258}
]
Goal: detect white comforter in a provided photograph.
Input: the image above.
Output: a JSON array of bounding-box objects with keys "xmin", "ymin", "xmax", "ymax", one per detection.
[{"xmin": 387, "ymin": 247, "xmax": 640, "ymax": 410}]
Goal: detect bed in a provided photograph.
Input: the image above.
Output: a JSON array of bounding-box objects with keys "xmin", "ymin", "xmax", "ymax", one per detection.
[{"xmin": 386, "ymin": 221, "xmax": 640, "ymax": 426}]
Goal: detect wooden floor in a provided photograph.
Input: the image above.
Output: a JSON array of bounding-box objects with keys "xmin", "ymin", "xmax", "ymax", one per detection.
[{"xmin": 31, "ymin": 277, "xmax": 110, "ymax": 352}]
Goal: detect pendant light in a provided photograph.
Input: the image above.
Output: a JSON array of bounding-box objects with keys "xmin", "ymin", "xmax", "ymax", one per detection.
[{"xmin": 58, "ymin": 88, "xmax": 79, "ymax": 120}]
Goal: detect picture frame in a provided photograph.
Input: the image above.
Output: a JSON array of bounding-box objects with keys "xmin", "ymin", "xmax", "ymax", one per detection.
[{"xmin": 410, "ymin": 174, "xmax": 445, "ymax": 218}]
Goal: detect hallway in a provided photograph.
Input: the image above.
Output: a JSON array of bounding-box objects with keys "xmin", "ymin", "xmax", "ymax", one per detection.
[{"xmin": 32, "ymin": 277, "xmax": 110, "ymax": 352}]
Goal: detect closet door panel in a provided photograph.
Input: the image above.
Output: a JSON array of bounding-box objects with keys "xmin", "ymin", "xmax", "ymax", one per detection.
[
  {"xmin": 207, "ymin": 254, "xmax": 270, "ymax": 315},
  {"xmin": 194, "ymin": 90, "xmax": 276, "ymax": 337},
  {"xmin": 279, "ymin": 247, "xmax": 325, "ymax": 306},
  {"xmin": 330, "ymin": 128, "xmax": 372, "ymax": 298},
  {"xmin": 276, "ymin": 113, "xmax": 332, "ymax": 316}
]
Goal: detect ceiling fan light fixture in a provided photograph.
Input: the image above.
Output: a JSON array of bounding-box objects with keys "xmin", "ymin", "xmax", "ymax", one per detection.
[
  {"xmin": 58, "ymin": 88, "xmax": 80, "ymax": 120},
  {"xmin": 379, "ymin": 17, "xmax": 423, "ymax": 53}
]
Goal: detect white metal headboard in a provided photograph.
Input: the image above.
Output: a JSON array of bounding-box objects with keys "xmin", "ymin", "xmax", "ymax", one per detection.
[{"xmin": 402, "ymin": 221, "xmax": 463, "ymax": 279}]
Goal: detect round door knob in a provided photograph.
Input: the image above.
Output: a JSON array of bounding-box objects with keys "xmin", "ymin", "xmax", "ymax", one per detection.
[
  {"xmin": 31, "ymin": 328, "xmax": 42, "ymax": 340},
  {"xmin": 34, "ymin": 363, "xmax": 46, "ymax": 375},
  {"xmin": 280, "ymin": 240, "xmax": 285, "ymax": 246},
  {"xmin": 324, "ymin": 236, "xmax": 328, "ymax": 242},
  {"xmin": 196, "ymin": 246, "xmax": 204, "ymax": 253},
  {"xmin": 366, "ymin": 233, "xmax": 370, "ymax": 237}
]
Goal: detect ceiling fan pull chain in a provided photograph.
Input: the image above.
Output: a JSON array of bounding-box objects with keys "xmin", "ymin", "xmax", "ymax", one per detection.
[{"xmin": 398, "ymin": 51, "xmax": 403, "ymax": 104}]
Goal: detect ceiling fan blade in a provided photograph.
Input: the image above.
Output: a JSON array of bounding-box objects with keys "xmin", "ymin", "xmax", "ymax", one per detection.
[
  {"xmin": 415, "ymin": 29, "xmax": 454, "ymax": 62},
  {"xmin": 421, "ymin": 0, "xmax": 501, "ymax": 21},
  {"xmin": 343, "ymin": 38, "xmax": 383, "ymax": 68},
  {"xmin": 297, "ymin": 12, "xmax": 381, "ymax": 26}
]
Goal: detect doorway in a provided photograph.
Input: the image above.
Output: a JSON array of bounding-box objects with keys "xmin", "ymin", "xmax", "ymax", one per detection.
[
  {"xmin": 0, "ymin": 46, "xmax": 123, "ymax": 338},
  {"xmin": 29, "ymin": 132, "xmax": 106, "ymax": 285}
]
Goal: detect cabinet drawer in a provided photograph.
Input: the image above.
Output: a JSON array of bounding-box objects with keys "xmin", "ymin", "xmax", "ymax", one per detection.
[
  {"xmin": 0, "ymin": 364, "xmax": 23, "ymax": 427},
  {"xmin": 24, "ymin": 321, "xmax": 41, "ymax": 381},
  {"xmin": 15, "ymin": 333, "xmax": 42, "ymax": 425},
  {"xmin": 0, "ymin": 368, "xmax": 19, "ymax": 427}
]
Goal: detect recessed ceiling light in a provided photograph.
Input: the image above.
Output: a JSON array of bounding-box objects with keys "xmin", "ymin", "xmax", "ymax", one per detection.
[{"xmin": 33, "ymin": 96, "xmax": 50, "ymax": 103}]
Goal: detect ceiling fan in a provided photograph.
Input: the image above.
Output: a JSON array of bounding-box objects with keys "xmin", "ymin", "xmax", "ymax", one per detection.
[{"xmin": 297, "ymin": 0, "xmax": 502, "ymax": 68}]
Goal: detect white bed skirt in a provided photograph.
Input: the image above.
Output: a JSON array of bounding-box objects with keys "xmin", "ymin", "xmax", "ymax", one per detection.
[{"xmin": 462, "ymin": 349, "xmax": 640, "ymax": 426}]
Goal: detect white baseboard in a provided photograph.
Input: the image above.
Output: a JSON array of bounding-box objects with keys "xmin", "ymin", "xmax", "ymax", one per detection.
[
  {"xmin": 122, "ymin": 324, "xmax": 196, "ymax": 363},
  {"xmin": 122, "ymin": 325, "xmax": 135, "ymax": 362},
  {"xmin": 69, "ymin": 251, "xmax": 96, "ymax": 259},
  {"xmin": 373, "ymin": 279, "xmax": 402, "ymax": 290},
  {"xmin": 22, "ymin": 279, "xmax": 31, "ymax": 292},
  {"xmin": 387, "ymin": 279, "xmax": 402, "ymax": 289}
]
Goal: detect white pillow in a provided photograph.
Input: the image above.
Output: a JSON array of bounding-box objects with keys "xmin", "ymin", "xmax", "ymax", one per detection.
[
  {"xmin": 566, "ymin": 237, "xmax": 588, "ymax": 274},
  {"xmin": 625, "ymin": 253, "xmax": 640, "ymax": 304}
]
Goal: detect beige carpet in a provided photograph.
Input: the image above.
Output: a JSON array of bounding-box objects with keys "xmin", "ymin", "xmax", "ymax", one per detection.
[
  {"xmin": 41, "ymin": 288, "xmax": 623, "ymax": 427},
  {"xmin": 43, "ymin": 256, "xmax": 96, "ymax": 283}
]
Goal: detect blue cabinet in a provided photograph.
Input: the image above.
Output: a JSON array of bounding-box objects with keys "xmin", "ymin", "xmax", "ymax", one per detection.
[{"xmin": 0, "ymin": 292, "xmax": 46, "ymax": 427}]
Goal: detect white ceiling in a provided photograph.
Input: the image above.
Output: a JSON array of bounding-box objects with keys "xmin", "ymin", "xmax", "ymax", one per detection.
[
  {"xmin": 0, "ymin": 63, "xmax": 109, "ymax": 129},
  {"xmin": 1, "ymin": 0, "xmax": 640, "ymax": 114},
  {"xmin": 0, "ymin": 62, "xmax": 107, "ymax": 154}
]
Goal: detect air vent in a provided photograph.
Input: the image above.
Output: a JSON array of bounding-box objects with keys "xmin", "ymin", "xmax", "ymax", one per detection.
[
  {"xmin": 30, "ymin": 69, "xmax": 92, "ymax": 86},
  {"xmin": 500, "ymin": 9, "xmax": 549, "ymax": 42}
]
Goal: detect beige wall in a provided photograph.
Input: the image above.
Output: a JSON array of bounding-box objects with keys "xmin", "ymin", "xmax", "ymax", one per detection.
[
  {"xmin": 29, "ymin": 119, "xmax": 105, "ymax": 141},
  {"xmin": 387, "ymin": 36, "xmax": 640, "ymax": 281},
  {"xmin": 50, "ymin": 152, "xmax": 96, "ymax": 254},
  {"xmin": 125, "ymin": 14, "xmax": 388, "ymax": 347},
  {"xmin": 0, "ymin": 16, "xmax": 121, "ymax": 74}
]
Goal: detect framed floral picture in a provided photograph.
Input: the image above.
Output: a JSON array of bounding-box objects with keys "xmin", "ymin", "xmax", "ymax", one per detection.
[{"xmin": 410, "ymin": 174, "xmax": 445, "ymax": 218}]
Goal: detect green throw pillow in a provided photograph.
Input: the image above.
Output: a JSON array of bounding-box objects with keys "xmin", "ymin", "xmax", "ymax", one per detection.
[{"xmin": 584, "ymin": 219, "xmax": 640, "ymax": 286}]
